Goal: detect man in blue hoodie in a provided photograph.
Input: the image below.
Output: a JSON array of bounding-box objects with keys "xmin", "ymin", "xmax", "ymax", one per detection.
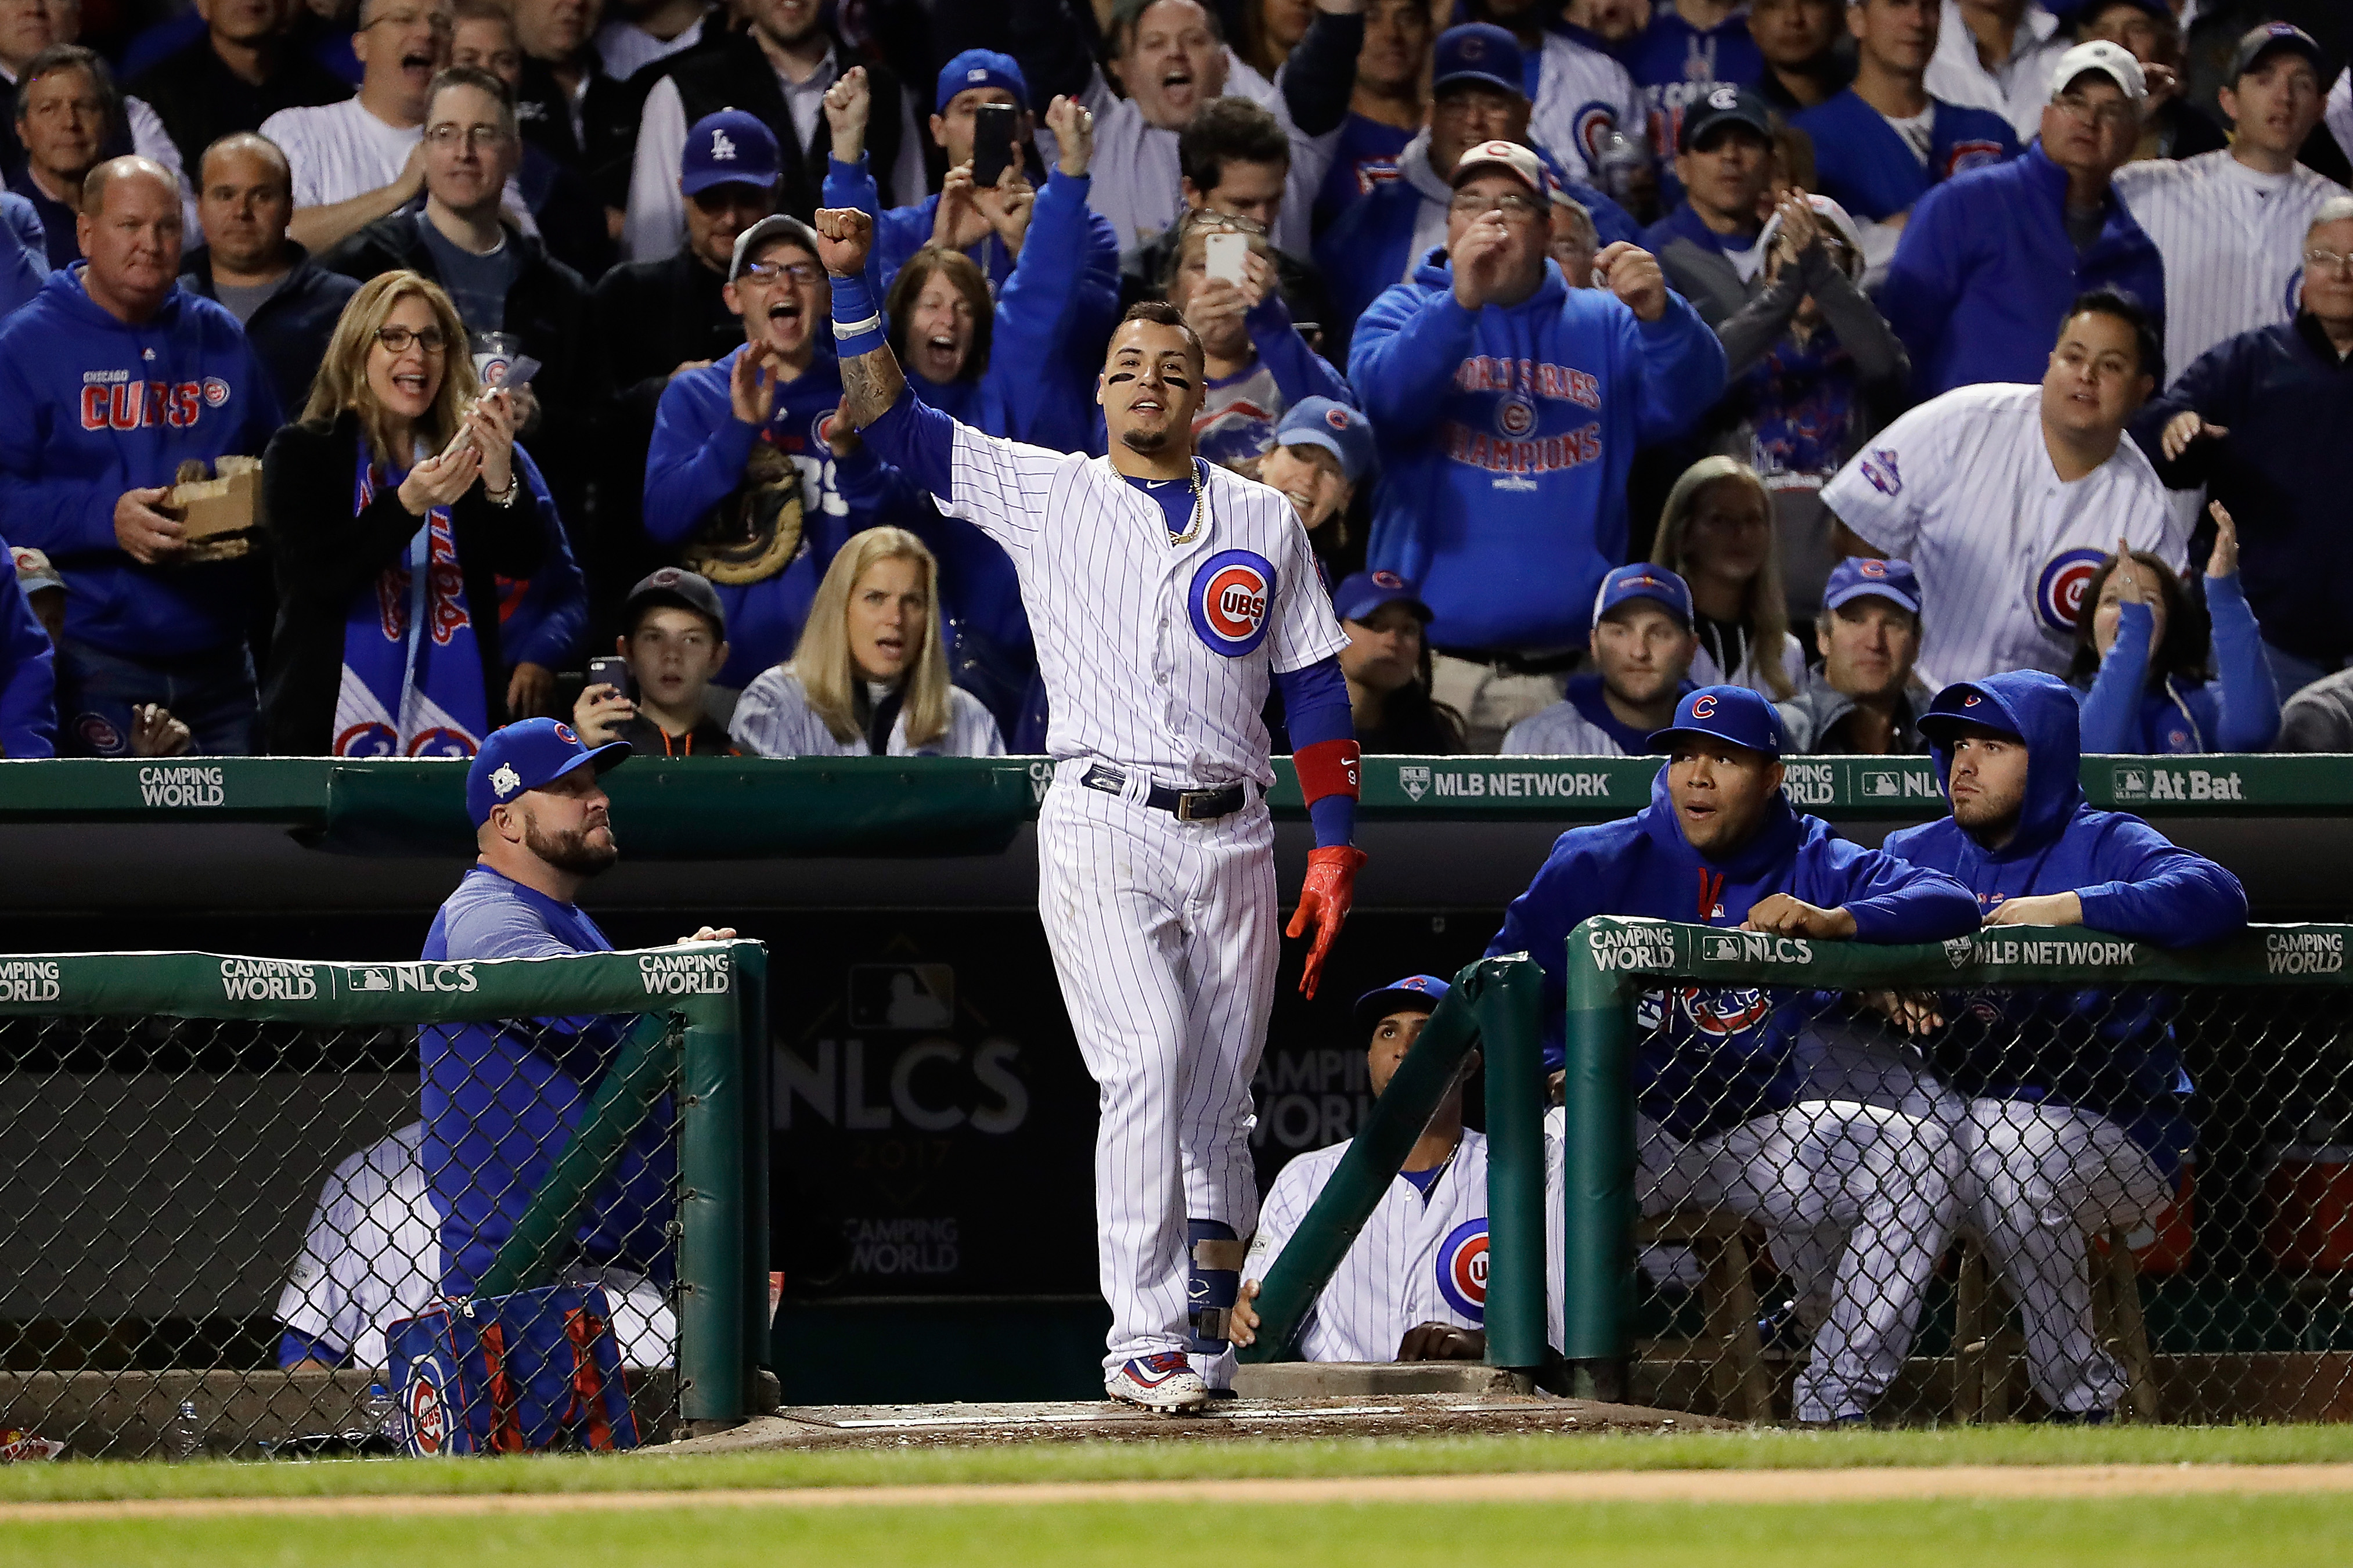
[
  {"xmin": 0, "ymin": 156, "xmax": 281, "ymax": 756},
  {"xmin": 1351, "ymin": 136, "xmax": 1725, "ymax": 750},
  {"xmin": 1881, "ymin": 670, "xmax": 2246, "ymax": 1421},
  {"xmin": 1489, "ymin": 684, "xmax": 1981, "ymax": 1422}
]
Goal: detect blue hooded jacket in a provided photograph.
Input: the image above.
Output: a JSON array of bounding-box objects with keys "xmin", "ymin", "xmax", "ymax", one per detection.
[
  {"xmin": 0, "ymin": 527, "xmax": 55, "ymax": 757},
  {"xmin": 1880, "ymin": 669, "xmax": 2248, "ymax": 1171},
  {"xmin": 2074, "ymin": 572, "xmax": 2278, "ymax": 755},
  {"xmin": 0, "ymin": 266, "xmax": 283, "ymax": 658},
  {"xmin": 1350, "ymin": 251, "xmax": 1725, "ymax": 651},
  {"xmin": 1487, "ymin": 765, "xmax": 1980, "ymax": 1135}
]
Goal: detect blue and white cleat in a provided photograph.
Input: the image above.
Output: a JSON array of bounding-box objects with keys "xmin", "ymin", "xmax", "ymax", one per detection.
[{"xmin": 1106, "ymin": 1352, "xmax": 1209, "ymax": 1414}]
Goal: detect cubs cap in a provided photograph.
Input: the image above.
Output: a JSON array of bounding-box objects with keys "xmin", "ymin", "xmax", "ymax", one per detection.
[
  {"xmin": 679, "ymin": 110, "xmax": 780, "ymax": 197},
  {"xmin": 1432, "ymin": 23, "xmax": 1525, "ymax": 100},
  {"xmin": 2229, "ymin": 22, "xmax": 2322, "ymax": 84},
  {"xmin": 1273, "ymin": 396, "xmax": 1376, "ymax": 484},
  {"xmin": 1822, "ymin": 557, "xmax": 1922, "ymax": 618},
  {"xmin": 1594, "ymin": 564, "xmax": 1693, "ymax": 629},
  {"xmin": 1918, "ymin": 681, "xmax": 2026, "ymax": 744},
  {"xmin": 10, "ymin": 544, "xmax": 63, "ymax": 597},
  {"xmin": 729, "ymin": 213, "xmax": 821, "ymax": 281},
  {"xmin": 1451, "ymin": 137, "xmax": 1545, "ymax": 197},
  {"xmin": 1678, "ymin": 83, "xmax": 1773, "ymax": 153},
  {"xmin": 466, "ymin": 718, "xmax": 629, "ymax": 828},
  {"xmin": 1648, "ymin": 684, "xmax": 1784, "ymax": 758},
  {"xmin": 1332, "ymin": 569, "xmax": 1431, "ymax": 626},
  {"xmin": 1354, "ymin": 974, "xmax": 1450, "ymax": 1032},
  {"xmin": 2051, "ymin": 38, "xmax": 2146, "ymax": 101},
  {"xmin": 624, "ymin": 565, "xmax": 726, "ymax": 636},
  {"xmin": 936, "ymin": 47, "xmax": 1029, "ymax": 112}
]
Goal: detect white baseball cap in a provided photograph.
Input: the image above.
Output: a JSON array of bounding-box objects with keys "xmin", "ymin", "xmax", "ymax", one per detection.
[
  {"xmin": 2051, "ymin": 39, "xmax": 2147, "ymax": 102},
  {"xmin": 1450, "ymin": 138, "xmax": 1546, "ymax": 199}
]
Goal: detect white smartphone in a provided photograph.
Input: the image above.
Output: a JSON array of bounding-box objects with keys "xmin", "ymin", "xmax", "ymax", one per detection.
[{"xmin": 1203, "ymin": 230, "xmax": 1249, "ymax": 285}]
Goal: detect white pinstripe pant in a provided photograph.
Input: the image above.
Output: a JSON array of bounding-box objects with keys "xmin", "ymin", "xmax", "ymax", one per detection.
[{"xmin": 1037, "ymin": 758, "xmax": 1279, "ymax": 1372}]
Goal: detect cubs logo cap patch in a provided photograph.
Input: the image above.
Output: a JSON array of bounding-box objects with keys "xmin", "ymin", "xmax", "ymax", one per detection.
[
  {"xmin": 1677, "ymin": 84, "xmax": 1772, "ymax": 153},
  {"xmin": 1448, "ymin": 136, "xmax": 1545, "ymax": 198},
  {"xmin": 1432, "ymin": 23, "xmax": 1526, "ymax": 102},
  {"xmin": 1331, "ymin": 568, "xmax": 1430, "ymax": 628},
  {"xmin": 934, "ymin": 48, "xmax": 1028, "ymax": 111},
  {"xmin": 1353, "ymin": 973, "xmax": 1451, "ymax": 1032},
  {"xmin": 1274, "ymin": 395, "xmax": 1376, "ymax": 484},
  {"xmin": 466, "ymin": 716, "xmax": 630, "ymax": 827},
  {"xmin": 1594, "ymin": 563, "xmax": 1693, "ymax": 629},
  {"xmin": 1822, "ymin": 556, "xmax": 1922, "ymax": 617},
  {"xmin": 1647, "ymin": 684, "xmax": 1783, "ymax": 758}
]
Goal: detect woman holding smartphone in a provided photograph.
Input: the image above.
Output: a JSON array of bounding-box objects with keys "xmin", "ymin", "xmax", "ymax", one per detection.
[{"xmin": 258, "ymin": 271, "xmax": 557, "ymax": 757}]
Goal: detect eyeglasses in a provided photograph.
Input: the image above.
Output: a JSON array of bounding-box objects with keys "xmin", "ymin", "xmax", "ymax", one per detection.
[
  {"xmin": 740, "ymin": 259, "xmax": 821, "ymax": 284},
  {"xmin": 2304, "ymin": 248, "xmax": 2353, "ymax": 277},
  {"xmin": 1448, "ymin": 192, "xmax": 1545, "ymax": 219},
  {"xmin": 2051, "ymin": 92, "xmax": 2138, "ymax": 130},
  {"xmin": 374, "ymin": 325, "xmax": 449, "ymax": 355},
  {"xmin": 424, "ymin": 124, "xmax": 510, "ymax": 150}
]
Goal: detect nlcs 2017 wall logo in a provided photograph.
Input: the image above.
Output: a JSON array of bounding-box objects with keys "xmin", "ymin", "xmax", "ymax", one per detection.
[
  {"xmin": 1187, "ymin": 549, "xmax": 1275, "ymax": 657},
  {"xmin": 1436, "ymin": 1218, "xmax": 1490, "ymax": 1321},
  {"xmin": 2035, "ymin": 547, "xmax": 2108, "ymax": 634}
]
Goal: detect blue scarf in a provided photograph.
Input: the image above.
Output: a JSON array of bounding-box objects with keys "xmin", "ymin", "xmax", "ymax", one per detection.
[{"xmin": 332, "ymin": 432, "xmax": 488, "ymax": 756}]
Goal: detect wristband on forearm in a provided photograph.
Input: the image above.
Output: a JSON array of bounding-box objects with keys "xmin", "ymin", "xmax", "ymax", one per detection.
[{"xmin": 828, "ymin": 268, "xmax": 887, "ymax": 356}]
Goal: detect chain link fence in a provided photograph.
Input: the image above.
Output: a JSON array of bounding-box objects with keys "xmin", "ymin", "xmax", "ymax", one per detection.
[
  {"xmin": 1560, "ymin": 918, "xmax": 2353, "ymax": 1425},
  {"xmin": 0, "ymin": 946, "xmax": 765, "ymax": 1459}
]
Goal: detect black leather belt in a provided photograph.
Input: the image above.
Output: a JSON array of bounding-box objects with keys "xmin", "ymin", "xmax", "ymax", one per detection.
[{"xmin": 1081, "ymin": 763, "xmax": 1247, "ymax": 823}]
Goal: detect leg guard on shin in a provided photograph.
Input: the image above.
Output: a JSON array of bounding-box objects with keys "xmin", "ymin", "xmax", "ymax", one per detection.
[{"xmin": 1186, "ymin": 1219, "xmax": 1244, "ymax": 1354}]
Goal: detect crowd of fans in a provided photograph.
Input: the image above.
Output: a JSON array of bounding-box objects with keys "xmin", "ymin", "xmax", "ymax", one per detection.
[{"xmin": 0, "ymin": 0, "xmax": 2347, "ymax": 765}]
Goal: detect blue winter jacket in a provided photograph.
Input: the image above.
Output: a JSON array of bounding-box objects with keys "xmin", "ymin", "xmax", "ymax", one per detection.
[
  {"xmin": 1487, "ymin": 765, "xmax": 1980, "ymax": 1133},
  {"xmin": 0, "ymin": 527, "xmax": 55, "ymax": 757},
  {"xmin": 1880, "ymin": 670, "xmax": 2248, "ymax": 1172},
  {"xmin": 0, "ymin": 266, "xmax": 283, "ymax": 657},
  {"xmin": 489, "ymin": 448, "xmax": 589, "ymax": 676},
  {"xmin": 1791, "ymin": 89, "xmax": 2019, "ymax": 223},
  {"xmin": 1350, "ymin": 252, "xmax": 1725, "ymax": 650},
  {"xmin": 864, "ymin": 174, "xmax": 1122, "ymax": 361},
  {"xmin": 0, "ymin": 193, "xmax": 45, "ymax": 321},
  {"xmin": 2074, "ymin": 573, "xmax": 2279, "ymax": 755},
  {"xmin": 1880, "ymin": 143, "xmax": 2166, "ymax": 400}
]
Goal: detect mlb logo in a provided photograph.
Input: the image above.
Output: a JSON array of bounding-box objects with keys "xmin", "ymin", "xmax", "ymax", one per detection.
[
  {"xmin": 2112, "ymin": 765, "xmax": 2150, "ymax": 800},
  {"xmin": 350, "ymin": 967, "xmax": 393, "ymax": 992},
  {"xmin": 1700, "ymin": 934, "xmax": 1741, "ymax": 961},
  {"xmin": 1398, "ymin": 765, "xmax": 1430, "ymax": 801},
  {"xmin": 1860, "ymin": 770, "xmax": 1901, "ymax": 798}
]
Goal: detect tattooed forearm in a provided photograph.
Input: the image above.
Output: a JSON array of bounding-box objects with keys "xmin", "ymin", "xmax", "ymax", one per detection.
[{"xmin": 841, "ymin": 347, "xmax": 905, "ymax": 431}]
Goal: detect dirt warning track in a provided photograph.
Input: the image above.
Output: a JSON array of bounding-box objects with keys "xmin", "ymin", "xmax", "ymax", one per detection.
[{"xmin": 7, "ymin": 1464, "xmax": 2353, "ymax": 1522}]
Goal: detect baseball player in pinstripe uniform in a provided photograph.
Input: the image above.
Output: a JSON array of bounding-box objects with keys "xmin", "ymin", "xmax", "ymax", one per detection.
[
  {"xmin": 2111, "ymin": 25, "xmax": 2347, "ymax": 378},
  {"xmin": 1227, "ymin": 975, "xmax": 1565, "ymax": 1364},
  {"xmin": 810, "ymin": 142, "xmax": 1370, "ymax": 1412},
  {"xmin": 1823, "ymin": 289, "xmax": 2183, "ymax": 689}
]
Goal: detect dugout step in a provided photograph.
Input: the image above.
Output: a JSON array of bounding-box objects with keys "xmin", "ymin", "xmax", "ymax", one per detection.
[
  {"xmin": 1230, "ymin": 1361, "xmax": 1533, "ymax": 1398},
  {"xmin": 655, "ymin": 1391, "xmax": 1728, "ymax": 1452}
]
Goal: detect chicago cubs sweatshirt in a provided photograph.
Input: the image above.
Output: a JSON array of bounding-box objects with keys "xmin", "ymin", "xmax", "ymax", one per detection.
[
  {"xmin": 1350, "ymin": 253, "xmax": 1725, "ymax": 653},
  {"xmin": 0, "ymin": 267, "xmax": 282, "ymax": 658}
]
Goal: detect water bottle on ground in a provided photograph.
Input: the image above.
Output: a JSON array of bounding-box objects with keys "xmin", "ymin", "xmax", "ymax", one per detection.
[
  {"xmin": 362, "ymin": 1382, "xmax": 401, "ymax": 1452},
  {"xmin": 167, "ymin": 1397, "xmax": 202, "ymax": 1461}
]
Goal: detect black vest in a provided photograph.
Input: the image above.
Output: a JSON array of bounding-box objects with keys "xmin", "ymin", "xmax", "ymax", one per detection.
[{"xmin": 665, "ymin": 32, "xmax": 910, "ymax": 221}]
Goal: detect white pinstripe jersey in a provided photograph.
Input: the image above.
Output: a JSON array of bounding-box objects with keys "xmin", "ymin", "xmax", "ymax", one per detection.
[
  {"xmin": 1501, "ymin": 701, "xmax": 1638, "ymax": 756},
  {"xmin": 728, "ymin": 669, "xmax": 1007, "ymax": 757},
  {"xmin": 1245, "ymin": 1129, "xmax": 1563, "ymax": 1362},
  {"xmin": 2113, "ymin": 151, "xmax": 2349, "ymax": 377},
  {"xmin": 1529, "ymin": 33, "xmax": 1645, "ymax": 183},
  {"xmin": 1820, "ymin": 383, "xmax": 2185, "ymax": 689},
  {"xmin": 939, "ymin": 422, "xmax": 1348, "ymax": 787}
]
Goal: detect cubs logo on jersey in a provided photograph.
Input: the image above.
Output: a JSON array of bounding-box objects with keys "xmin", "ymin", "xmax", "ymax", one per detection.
[
  {"xmin": 1940, "ymin": 140, "xmax": 2008, "ymax": 180},
  {"xmin": 1680, "ymin": 985, "xmax": 1772, "ymax": 1037},
  {"xmin": 1572, "ymin": 100, "xmax": 1621, "ymax": 172},
  {"xmin": 1436, "ymin": 1217, "xmax": 1490, "ymax": 1320},
  {"xmin": 1187, "ymin": 549, "xmax": 1275, "ymax": 658},
  {"xmin": 2035, "ymin": 547, "xmax": 2108, "ymax": 635}
]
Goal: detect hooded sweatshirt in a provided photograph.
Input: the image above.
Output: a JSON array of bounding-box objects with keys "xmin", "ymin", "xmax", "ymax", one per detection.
[
  {"xmin": 0, "ymin": 267, "xmax": 282, "ymax": 657},
  {"xmin": 1880, "ymin": 669, "xmax": 2248, "ymax": 1172},
  {"xmin": 1351, "ymin": 254, "xmax": 1726, "ymax": 651},
  {"xmin": 1487, "ymin": 765, "xmax": 1980, "ymax": 1134}
]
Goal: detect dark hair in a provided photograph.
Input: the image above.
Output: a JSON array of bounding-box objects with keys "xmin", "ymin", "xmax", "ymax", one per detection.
[
  {"xmin": 14, "ymin": 44, "xmax": 117, "ymax": 134},
  {"xmin": 2067, "ymin": 550, "xmax": 2211, "ymax": 690},
  {"xmin": 2062, "ymin": 286, "xmax": 2164, "ymax": 387},
  {"xmin": 1177, "ymin": 96, "xmax": 1289, "ymax": 194},
  {"xmin": 1109, "ymin": 0, "xmax": 1223, "ymax": 59},
  {"xmin": 1114, "ymin": 299, "xmax": 1206, "ymax": 375},
  {"xmin": 885, "ymin": 244, "xmax": 995, "ymax": 384}
]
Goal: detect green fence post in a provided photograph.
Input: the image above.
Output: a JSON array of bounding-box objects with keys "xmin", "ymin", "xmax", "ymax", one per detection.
[
  {"xmin": 677, "ymin": 947, "xmax": 750, "ymax": 1426},
  {"xmin": 1561, "ymin": 920, "xmax": 1637, "ymax": 1400},
  {"xmin": 474, "ymin": 1010, "xmax": 682, "ymax": 1299},
  {"xmin": 1474, "ymin": 956, "xmax": 1547, "ymax": 1375},
  {"xmin": 1237, "ymin": 960, "xmax": 1492, "ymax": 1362},
  {"xmin": 734, "ymin": 943, "xmax": 774, "ymax": 1411}
]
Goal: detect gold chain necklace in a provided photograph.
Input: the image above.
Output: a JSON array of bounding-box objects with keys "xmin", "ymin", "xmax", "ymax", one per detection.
[{"xmin": 1166, "ymin": 458, "xmax": 1206, "ymax": 547}]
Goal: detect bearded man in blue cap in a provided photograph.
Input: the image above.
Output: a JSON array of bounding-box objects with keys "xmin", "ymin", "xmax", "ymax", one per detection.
[
  {"xmin": 1487, "ymin": 683, "xmax": 1980, "ymax": 1422},
  {"xmin": 420, "ymin": 717, "xmax": 735, "ymax": 1299}
]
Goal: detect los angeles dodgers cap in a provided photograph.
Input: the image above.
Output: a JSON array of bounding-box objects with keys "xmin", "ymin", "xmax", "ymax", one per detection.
[
  {"xmin": 1822, "ymin": 557, "xmax": 1922, "ymax": 617},
  {"xmin": 1273, "ymin": 396, "xmax": 1376, "ymax": 485},
  {"xmin": 467, "ymin": 718, "xmax": 629, "ymax": 828},
  {"xmin": 1332, "ymin": 569, "xmax": 1431, "ymax": 626},
  {"xmin": 1432, "ymin": 23, "xmax": 1525, "ymax": 100},
  {"xmin": 1594, "ymin": 564, "xmax": 1693, "ymax": 629},
  {"xmin": 936, "ymin": 47, "xmax": 1029, "ymax": 112},
  {"xmin": 2228, "ymin": 23, "xmax": 2322, "ymax": 85},
  {"xmin": 1354, "ymin": 974, "xmax": 1451, "ymax": 1032},
  {"xmin": 679, "ymin": 110, "xmax": 780, "ymax": 197},
  {"xmin": 1648, "ymin": 685, "xmax": 1784, "ymax": 758}
]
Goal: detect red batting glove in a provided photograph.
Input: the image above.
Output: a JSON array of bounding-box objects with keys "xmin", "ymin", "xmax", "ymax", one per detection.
[{"xmin": 1285, "ymin": 845, "xmax": 1368, "ymax": 1000}]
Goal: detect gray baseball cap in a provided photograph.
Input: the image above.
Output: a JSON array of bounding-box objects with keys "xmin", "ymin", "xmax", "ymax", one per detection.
[{"xmin": 729, "ymin": 214, "xmax": 823, "ymax": 282}]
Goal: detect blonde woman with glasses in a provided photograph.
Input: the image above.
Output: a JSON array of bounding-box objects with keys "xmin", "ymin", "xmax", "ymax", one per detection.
[
  {"xmin": 1649, "ymin": 454, "xmax": 1804, "ymax": 700},
  {"xmin": 728, "ymin": 527, "xmax": 1005, "ymax": 757}
]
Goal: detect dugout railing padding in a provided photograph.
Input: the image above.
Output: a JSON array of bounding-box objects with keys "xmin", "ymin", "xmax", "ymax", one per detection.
[{"xmin": 0, "ymin": 942, "xmax": 769, "ymax": 1447}]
